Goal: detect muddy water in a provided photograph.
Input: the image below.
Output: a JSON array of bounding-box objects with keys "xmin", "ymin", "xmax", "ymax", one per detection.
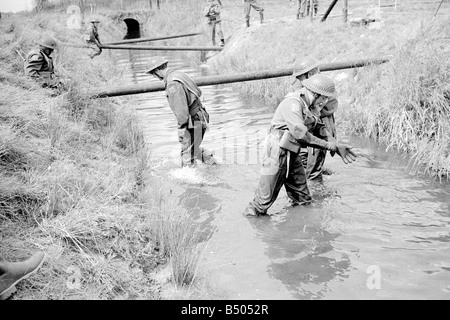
[{"xmin": 109, "ymin": 49, "xmax": 450, "ymax": 300}]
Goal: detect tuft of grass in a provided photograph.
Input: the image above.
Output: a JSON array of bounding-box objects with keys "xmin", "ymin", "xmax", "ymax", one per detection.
[{"xmin": 144, "ymin": 183, "xmax": 204, "ymax": 287}]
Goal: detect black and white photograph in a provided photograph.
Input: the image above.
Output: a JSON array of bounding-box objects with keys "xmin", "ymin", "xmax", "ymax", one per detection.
[{"xmin": 0, "ymin": 0, "xmax": 449, "ymax": 305}]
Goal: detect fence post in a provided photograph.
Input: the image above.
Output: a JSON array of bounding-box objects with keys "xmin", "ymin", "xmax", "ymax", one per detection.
[{"xmin": 343, "ymin": 0, "xmax": 348, "ymax": 23}]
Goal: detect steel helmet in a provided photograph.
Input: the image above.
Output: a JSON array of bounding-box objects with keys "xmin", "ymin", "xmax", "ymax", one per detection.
[
  {"xmin": 39, "ymin": 36, "xmax": 57, "ymax": 50},
  {"xmin": 292, "ymin": 57, "xmax": 319, "ymax": 78},
  {"xmin": 145, "ymin": 57, "xmax": 169, "ymax": 74},
  {"xmin": 90, "ymin": 18, "xmax": 100, "ymax": 23},
  {"xmin": 302, "ymin": 74, "xmax": 337, "ymax": 97}
]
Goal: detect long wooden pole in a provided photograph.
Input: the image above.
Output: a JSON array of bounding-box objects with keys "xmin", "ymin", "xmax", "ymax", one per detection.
[
  {"xmin": 321, "ymin": 0, "xmax": 339, "ymax": 22},
  {"xmin": 100, "ymin": 44, "xmax": 223, "ymax": 51},
  {"xmin": 90, "ymin": 57, "xmax": 391, "ymax": 98},
  {"xmin": 103, "ymin": 32, "xmax": 203, "ymax": 45}
]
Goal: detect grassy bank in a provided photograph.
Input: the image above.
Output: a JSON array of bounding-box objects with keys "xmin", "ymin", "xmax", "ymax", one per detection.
[{"xmin": 0, "ymin": 13, "xmax": 204, "ymax": 299}]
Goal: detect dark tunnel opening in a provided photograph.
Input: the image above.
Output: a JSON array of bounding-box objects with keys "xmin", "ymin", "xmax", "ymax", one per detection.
[{"xmin": 123, "ymin": 18, "xmax": 141, "ymax": 39}]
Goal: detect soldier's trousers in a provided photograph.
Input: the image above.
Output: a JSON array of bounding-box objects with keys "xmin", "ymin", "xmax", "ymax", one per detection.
[
  {"xmin": 208, "ymin": 18, "xmax": 224, "ymax": 46},
  {"xmin": 249, "ymin": 130, "xmax": 311, "ymax": 215},
  {"xmin": 178, "ymin": 108, "xmax": 215, "ymax": 167},
  {"xmin": 244, "ymin": 0, "xmax": 264, "ymax": 22}
]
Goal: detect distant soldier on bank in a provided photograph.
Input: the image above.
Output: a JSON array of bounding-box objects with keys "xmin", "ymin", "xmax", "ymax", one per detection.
[
  {"xmin": 0, "ymin": 252, "xmax": 46, "ymax": 300},
  {"xmin": 85, "ymin": 18, "xmax": 102, "ymax": 59},
  {"xmin": 243, "ymin": 74, "xmax": 356, "ymax": 217},
  {"xmin": 243, "ymin": 0, "xmax": 264, "ymax": 27},
  {"xmin": 204, "ymin": 0, "xmax": 225, "ymax": 47},
  {"xmin": 297, "ymin": 0, "xmax": 318, "ymax": 18},
  {"xmin": 24, "ymin": 36, "xmax": 61, "ymax": 89}
]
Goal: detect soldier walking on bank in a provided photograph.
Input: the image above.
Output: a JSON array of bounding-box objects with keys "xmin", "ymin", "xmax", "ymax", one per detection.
[
  {"xmin": 145, "ymin": 57, "xmax": 218, "ymax": 167},
  {"xmin": 243, "ymin": 0, "xmax": 264, "ymax": 27},
  {"xmin": 297, "ymin": 0, "xmax": 318, "ymax": 19},
  {"xmin": 85, "ymin": 18, "xmax": 102, "ymax": 59}
]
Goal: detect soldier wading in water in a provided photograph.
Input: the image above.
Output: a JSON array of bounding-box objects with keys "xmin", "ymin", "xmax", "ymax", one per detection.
[{"xmin": 243, "ymin": 74, "xmax": 357, "ymax": 217}]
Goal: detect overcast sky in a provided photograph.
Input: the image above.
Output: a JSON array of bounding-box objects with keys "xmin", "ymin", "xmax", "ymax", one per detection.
[{"xmin": 0, "ymin": 0, "xmax": 33, "ymax": 13}]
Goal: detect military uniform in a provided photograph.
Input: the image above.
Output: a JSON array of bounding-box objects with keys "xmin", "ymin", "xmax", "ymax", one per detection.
[
  {"xmin": 204, "ymin": 0, "xmax": 225, "ymax": 46},
  {"xmin": 300, "ymin": 96, "xmax": 338, "ymax": 181},
  {"xmin": 85, "ymin": 23, "xmax": 102, "ymax": 59},
  {"xmin": 24, "ymin": 48, "xmax": 57, "ymax": 87},
  {"xmin": 247, "ymin": 87, "xmax": 336, "ymax": 215},
  {"xmin": 244, "ymin": 0, "xmax": 264, "ymax": 27},
  {"xmin": 163, "ymin": 69, "xmax": 216, "ymax": 167},
  {"xmin": 0, "ymin": 252, "xmax": 46, "ymax": 300}
]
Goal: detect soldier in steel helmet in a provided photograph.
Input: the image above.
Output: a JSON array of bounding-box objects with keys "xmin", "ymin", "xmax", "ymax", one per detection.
[
  {"xmin": 243, "ymin": 73, "xmax": 356, "ymax": 217},
  {"xmin": 144, "ymin": 57, "xmax": 217, "ymax": 167},
  {"xmin": 24, "ymin": 36, "xmax": 60, "ymax": 88},
  {"xmin": 292, "ymin": 57, "xmax": 339, "ymax": 182},
  {"xmin": 85, "ymin": 18, "xmax": 102, "ymax": 59}
]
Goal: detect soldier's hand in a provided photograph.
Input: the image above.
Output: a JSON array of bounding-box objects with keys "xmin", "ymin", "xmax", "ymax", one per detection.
[{"xmin": 335, "ymin": 144, "xmax": 357, "ymax": 164}]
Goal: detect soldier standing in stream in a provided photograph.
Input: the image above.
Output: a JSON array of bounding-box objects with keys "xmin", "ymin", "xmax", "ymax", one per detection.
[{"xmin": 243, "ymin": 74, "xmax": 356, "ymax": 217}]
